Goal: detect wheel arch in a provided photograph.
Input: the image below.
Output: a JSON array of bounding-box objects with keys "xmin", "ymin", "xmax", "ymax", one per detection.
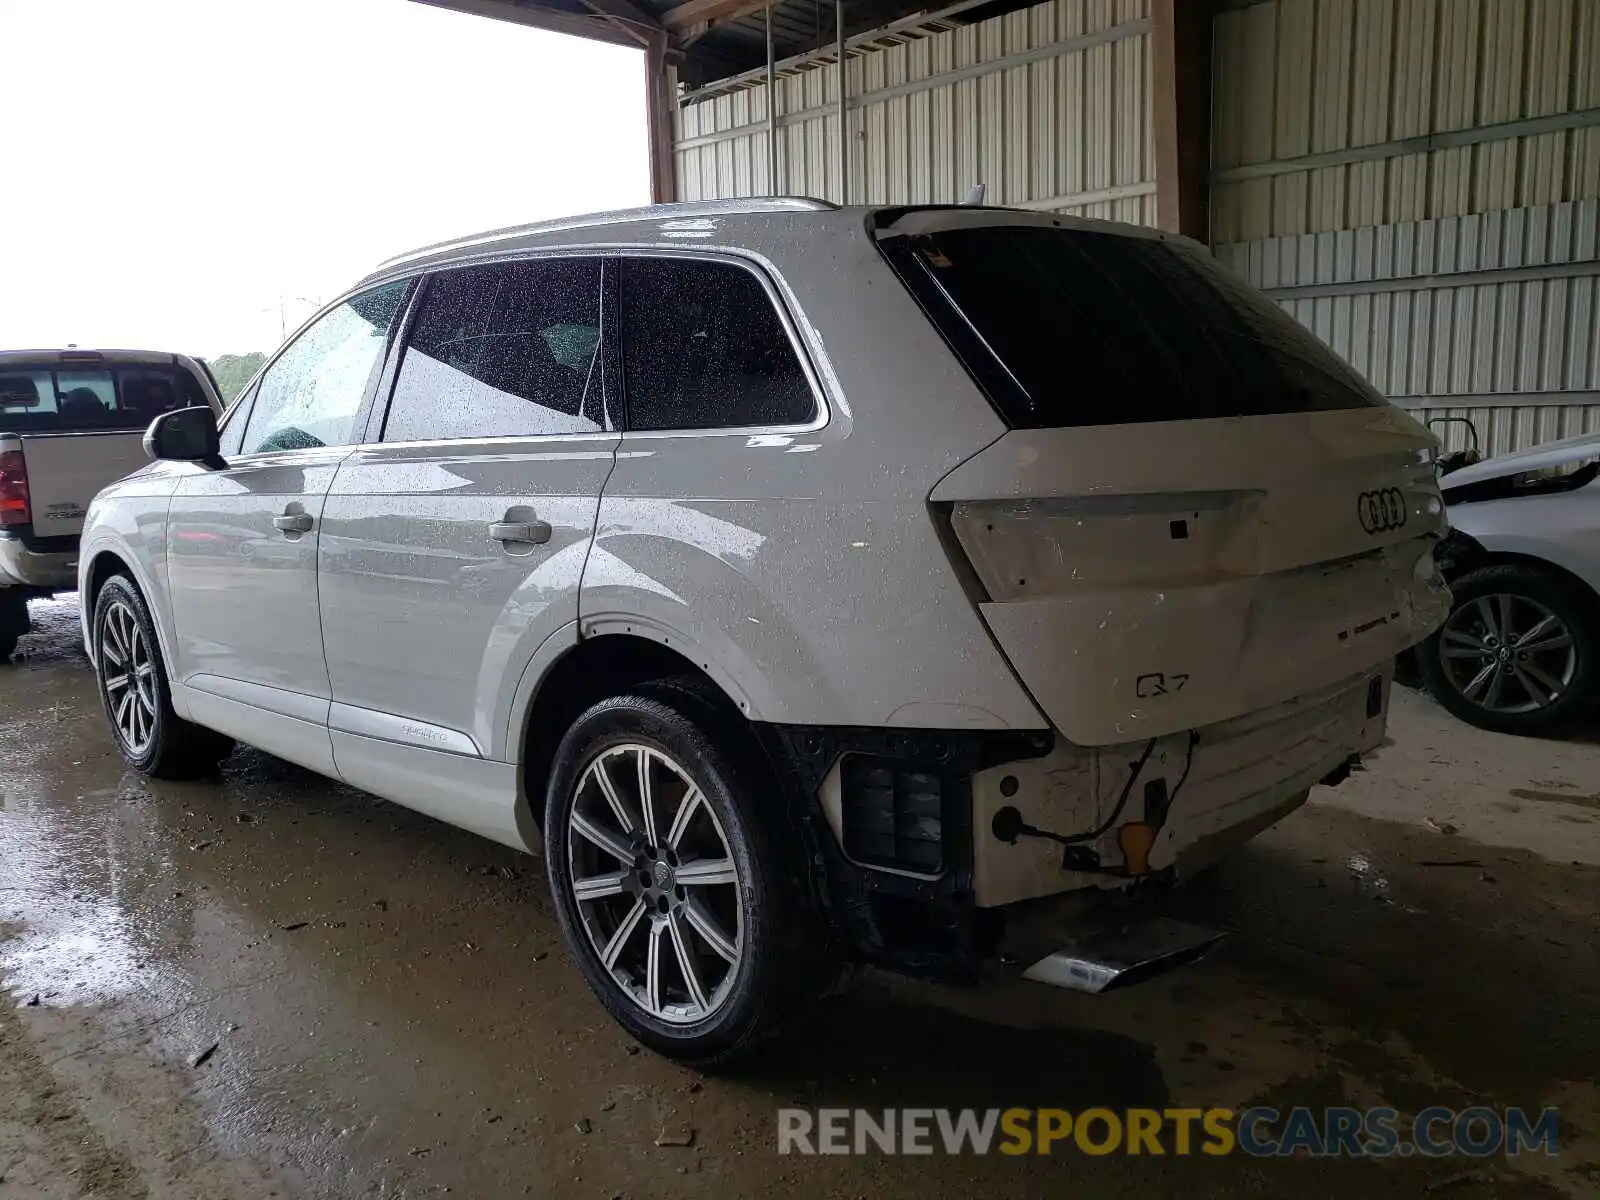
[
  {"xmin": 1472, "ymin": 548, "xmax": 1600, "ymax": 607},
  {"xmin": 515, "ymin": 633, "xmax": 750, "ymax": 828},
  {"xmin": 1448, "ymin": 525, "xmax": 1600, "ymax": 604},
  {"xmin": 80, "ymin": 546, "xmax": 179, "ymax": 678}
]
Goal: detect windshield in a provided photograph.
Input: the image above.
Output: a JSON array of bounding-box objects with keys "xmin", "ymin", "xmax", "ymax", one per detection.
[
  {"xmin": 875, "ymin": 220, "xmax": 1386, "ymax": 429},
  {"xmin": 0, "ymin": 363, "xmax": 208, "ymax": 434}
]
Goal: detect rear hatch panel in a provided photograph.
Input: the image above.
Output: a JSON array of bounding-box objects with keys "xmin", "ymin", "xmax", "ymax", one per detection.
[
  {"xmin": 936, "ymin": 412, "xmax": 1448, "ymax": 746},
  {"xmin": 873, "ymin": 209, "xmax": 1451, "ymax": 746}
]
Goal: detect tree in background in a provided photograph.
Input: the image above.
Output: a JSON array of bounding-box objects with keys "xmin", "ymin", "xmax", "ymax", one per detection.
[{"xmin": 205, "ymin": 352, "xmax": 267, "ymax": 403}]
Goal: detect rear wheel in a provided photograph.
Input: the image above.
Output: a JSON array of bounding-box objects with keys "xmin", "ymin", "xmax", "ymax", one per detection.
[
  {"xmin": 92, "ymin": 574, "xmax": 232, "ymax": 778},
  {"xmin": 544, "ymin": 685, "xmax": 826, "ymax": 1064},
  {"xmin": 1419, "ymin": 563, "xmax": 1600, "ymax": 736},
  {"xmin": 0, "ymin": 589, "xmax": 28, "ymax": 661}
]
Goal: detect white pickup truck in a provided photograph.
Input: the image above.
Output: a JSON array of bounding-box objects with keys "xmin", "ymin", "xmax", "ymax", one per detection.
[{"xmin": 0, "ymin": 349, "xmax": 225, "ymax": 659}]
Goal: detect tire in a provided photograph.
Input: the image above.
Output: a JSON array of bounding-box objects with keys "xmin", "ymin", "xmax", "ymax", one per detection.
[
  {"xmin": 92, "ymin": 574, "xmax": 233, "ymax": 778},
  {"xmin": 1419, "ymin": 562, "xmax": 1600, "ymax": 736},
  {"xmin": 0, "ymin": 589, "xmax": 28, "ymax": 661},
  {"xmin": 543, "ymin": 684, "xmax": 826, "ymax": 1065}
]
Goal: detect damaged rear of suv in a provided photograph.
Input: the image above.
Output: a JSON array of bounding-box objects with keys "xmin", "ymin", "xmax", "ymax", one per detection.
[
  {"xmin": 82, "ymin": 199, "xmax": 1449, "ymax": 1064},
  {"xmin": 747, "ymin": 207, "xmax": 1452, "ymax": 998},
  {"xmin": 819, "ymin": 208, "xmax": 1452, "ymax": 991},
  {"xmin": 563, "ymin": 203, "xmax": 1450, "ymax": 1056}
]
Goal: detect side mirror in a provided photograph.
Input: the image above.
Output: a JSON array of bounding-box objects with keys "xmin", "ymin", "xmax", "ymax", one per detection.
[{"xmin": 144, "ymin": 406, "xmax": 225, "ymax": 469}]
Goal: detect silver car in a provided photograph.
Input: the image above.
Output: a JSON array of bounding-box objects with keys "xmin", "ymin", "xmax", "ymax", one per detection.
[
  {"xmin": 79, "ymin": 199, "xmax": 1449, "ymax": 1062},
  {"xmin": 1417, "ymin": 432, "xmax": 1600, "ymax": 735}
]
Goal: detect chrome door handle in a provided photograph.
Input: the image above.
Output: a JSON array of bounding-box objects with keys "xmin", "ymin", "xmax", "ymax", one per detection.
[
  {"xmin": 273, "ymin": 513, "xmax": 314, "ymax": 534},
  {"xmin": 489, "ymin": 519, "xmax": 552, "ymax": 545}
]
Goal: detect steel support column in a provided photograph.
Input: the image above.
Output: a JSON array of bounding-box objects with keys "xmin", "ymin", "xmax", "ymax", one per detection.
[
  {"xmin": 835, "ymin": 0, "xmax": 847, "ymax": 204},
  {"xmin": 766, "ymin": 2, "xmax": 778, "ymax": 192},
  {"xmin": 1151, "ymin": 0, "xmax": 1210, "ymax": 241}
]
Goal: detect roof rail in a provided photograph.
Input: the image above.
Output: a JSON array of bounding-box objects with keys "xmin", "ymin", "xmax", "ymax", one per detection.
[{"xmin": 375, "ymin": 197, "xmax": 837, "ymax": 271}]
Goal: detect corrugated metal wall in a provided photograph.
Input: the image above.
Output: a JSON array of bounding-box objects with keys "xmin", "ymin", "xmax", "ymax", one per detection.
[
  {"xmin": 674, "ymin": 0, "xmax": 1157, "ymax": 224},
  {"xmin": 1211, "ymin": 0, "xmax": 1600, "ymax": 453},
  {"xmin": 1215, "ymin": 199, "xmax": 1600, "ymax": 455}
]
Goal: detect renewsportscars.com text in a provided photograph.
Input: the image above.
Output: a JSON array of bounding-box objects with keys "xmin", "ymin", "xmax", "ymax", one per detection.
[{"xmin": 777, "ymin": 1106, "xmax": 1560, "ymax": 1158}]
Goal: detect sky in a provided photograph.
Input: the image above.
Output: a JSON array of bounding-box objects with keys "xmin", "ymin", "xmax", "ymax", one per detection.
[{"xmin": 0, "ymin": 0, "xmax": 650, "ymax": 357}]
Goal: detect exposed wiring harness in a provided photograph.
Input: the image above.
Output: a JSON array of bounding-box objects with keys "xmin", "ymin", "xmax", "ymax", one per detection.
[
  {"xmin": 991, "ymin": 731, "xmax": 1202, "ymax": 852},
  {"xmin": 1058, "ymin": 737, "xmax": 1158, "ymax": 846}
]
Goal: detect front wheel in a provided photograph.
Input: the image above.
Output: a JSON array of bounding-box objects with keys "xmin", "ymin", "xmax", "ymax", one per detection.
[
  {"xmin": 1419, "ymin": 562, "xmax": 1600, "ymax": 736},
  {"xmin": 544, "ymin": 686, "xmax": 825, "ymax": 1064},
  {"xmin": 92, "ymin": 575, "xmax": 233, "ymax": 778}
]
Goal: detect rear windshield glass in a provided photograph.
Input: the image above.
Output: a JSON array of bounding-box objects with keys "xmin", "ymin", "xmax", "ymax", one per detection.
[
  {"xmin": 876, "ymin": 221, "xmax": 1385, "ymax": 429},
  {"xmin": 0, "ymin": 363, "xmax": 207, "ymax": 433}
]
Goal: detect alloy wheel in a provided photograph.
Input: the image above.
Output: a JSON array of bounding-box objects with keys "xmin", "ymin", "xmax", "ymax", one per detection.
[
  {"xmin": 1438, "ymin": 593, "xmax": 1577, "ymax": 716},
  {"xmin": 565, "ymin": 743, "xmax": 744, "ymax": 1025},
  {"xmin": 99, "ymin": 600, "xmax": 158, "ymax": 756}
]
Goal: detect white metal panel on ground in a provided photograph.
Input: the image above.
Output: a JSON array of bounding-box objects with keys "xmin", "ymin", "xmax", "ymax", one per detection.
[{"xmin": 674, "ymin": 0, "xmax": 1155, "ymax": 217}]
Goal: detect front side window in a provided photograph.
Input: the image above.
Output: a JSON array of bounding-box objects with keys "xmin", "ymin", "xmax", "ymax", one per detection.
[
  {"xmin": 382, "ymin": 258, "xmax": 604, "ymax": 443},
  {"xmin": 239, "ymin": 281, "xmax": 409, "ymax": 455},
  {"xmin": 618, "ymin": 256, "xmax": 816, "ymax": 432},
  {"xmin": 0, "ymin": 363, "xmax": 206, "ymax": 432}
]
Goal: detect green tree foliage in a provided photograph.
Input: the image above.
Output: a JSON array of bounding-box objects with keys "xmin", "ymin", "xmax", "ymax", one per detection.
[{"xmin": 204, "ymin": 352, "xmax": 267, "ymax": 403}]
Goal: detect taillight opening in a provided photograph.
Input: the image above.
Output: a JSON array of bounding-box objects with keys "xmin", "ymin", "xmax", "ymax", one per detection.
[{"xmin": 0, "ymin": 449, "xmax": 30, "ymax": 527}]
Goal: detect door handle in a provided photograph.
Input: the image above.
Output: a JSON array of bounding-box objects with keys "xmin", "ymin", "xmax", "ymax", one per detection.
[
  {"xmin": 273, "ymin": 512, "xmax": 314, "ymax": 534},
  {"xmin": 489, "ymin": 519, "xmax": 552, "ymax": 545}
]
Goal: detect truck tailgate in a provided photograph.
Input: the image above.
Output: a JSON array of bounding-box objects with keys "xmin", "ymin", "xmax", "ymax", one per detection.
[{"xmin": 20, "ymin": 432, "xmax": 149, "ymax": 537}]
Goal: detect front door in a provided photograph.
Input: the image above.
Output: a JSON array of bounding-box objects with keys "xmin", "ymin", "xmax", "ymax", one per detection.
[
  {"xmin": 167, "ymin": 281, "xmax": 410, "ymax": 774},
  {"xmin": 317, "ymin": 256, "xmax": 614, "ymax": 792}
]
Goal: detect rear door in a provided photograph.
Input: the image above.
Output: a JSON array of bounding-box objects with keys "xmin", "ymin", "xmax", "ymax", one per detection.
[
  {"xmin": 0, "ymin": 359, "xmax": 211, "ymax": 537},
  {"xmin": 317, "ymin": 255, "xmax": 616, "ymax": 785},
  {"xmin": 166, "ymin": 282, "xmax": 411, "ymax": 774}
]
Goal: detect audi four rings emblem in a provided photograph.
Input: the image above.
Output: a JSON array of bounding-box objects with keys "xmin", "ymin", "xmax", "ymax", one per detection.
[{"xmin": 1358, "ymin": 487, "xmax": 1408, "ymax": 534}]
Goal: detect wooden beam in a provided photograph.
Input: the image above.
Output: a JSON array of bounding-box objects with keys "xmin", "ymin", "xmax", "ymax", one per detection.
[
  {"xmin": 1151, "ymin": 0, "xmax": 1212, "ymax": 242},
  {"xmin": 662, "ymin": 0, "xmax": 772, "ymax": 33},
  {"xmin": 411, "ymin": 0, "xmax": 642, "ymax": 49},
  {"xmin": 644, "ymin": 32, "xmax": 679, "ymax": 203},
  {"xmin": 579, "ymin": 0, "xmax": 665, "ymax": 46}
]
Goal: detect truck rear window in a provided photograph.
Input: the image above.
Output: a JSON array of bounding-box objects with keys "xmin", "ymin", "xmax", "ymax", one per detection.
[
  {"xmin": 876, "ymin": 222, "xmax": 1385, "ymax": 429},
  {"xmin": 0, "ymin": 364, "xmax": 207, "ymax": 433}
]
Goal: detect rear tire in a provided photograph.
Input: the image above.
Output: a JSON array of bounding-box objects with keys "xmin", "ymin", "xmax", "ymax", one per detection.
[
  {"xmin": 0, "ymin": 589, "xmax": 28, "ymax": 661},
  {"xmin": 1419, "ymin": 562, "xmax": 1600, "ymax": 736},
  {"xmin": 543, "ymin": 684, "xmax": 827, "ymax": 1065},
  {"xmin": 92, "ymin": 574, "xmax": 232, "ymax": 778}
]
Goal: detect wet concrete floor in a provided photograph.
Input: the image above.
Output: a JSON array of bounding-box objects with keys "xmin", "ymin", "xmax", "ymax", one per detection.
[{"xmin": 2, "ymin": 596, "xmax": 1597, "ymax": 1199}]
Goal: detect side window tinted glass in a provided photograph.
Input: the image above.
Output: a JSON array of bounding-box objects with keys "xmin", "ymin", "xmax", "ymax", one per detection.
[
  {"xmin": 619, "ymin": 257, "xmax": 815, "ymax": 431},
  {"xmin": 382, "ymin": 258, "xmax": 603, "ymax": 443},
  {"xmin": 240, "ymin": 282, "xmax": 409, "ymax": 455}
]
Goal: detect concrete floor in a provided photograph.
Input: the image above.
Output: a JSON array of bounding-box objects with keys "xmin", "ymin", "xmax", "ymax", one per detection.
[{"xmin": 1, "ymin": 596, "xmax": 1597, "ymax": 1200}]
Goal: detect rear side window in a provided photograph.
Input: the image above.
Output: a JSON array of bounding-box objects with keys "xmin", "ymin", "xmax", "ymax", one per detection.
[
  {"xmin": 0, "ymin": 363, "xmax": 207, "ymax": 433},
  {"xmin": 618, "ymin": 256, "xmax": 816, "ymax": 431},
  {"xmin": 876, "ymin": 222, "xmax": 1385, "ymax": 428},
  {"xmin": 383, "ymin": 258, "xmax": 604, "ymax": 443}
]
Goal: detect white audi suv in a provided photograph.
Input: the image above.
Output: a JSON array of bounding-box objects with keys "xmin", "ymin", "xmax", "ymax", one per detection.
[{"xmin": 79, "ymin": 199, "xmax": 1451, "ymax": 1062}]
